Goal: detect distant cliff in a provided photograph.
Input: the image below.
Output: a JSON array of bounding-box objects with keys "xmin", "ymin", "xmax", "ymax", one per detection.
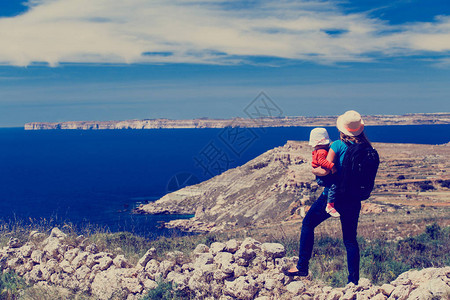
[{"xmin": 24, "ymin": 113, "xmax": 450, "ymax": 130}]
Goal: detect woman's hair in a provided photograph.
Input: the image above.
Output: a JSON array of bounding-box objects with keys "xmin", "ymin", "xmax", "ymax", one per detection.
[{"xmin": 340, "ymin": 131, "xmax": 372, "ymax": 146}]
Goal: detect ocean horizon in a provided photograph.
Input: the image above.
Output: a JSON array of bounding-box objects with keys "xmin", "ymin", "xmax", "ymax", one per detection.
[{"xmin": 1, "ymin": 125, "xmax": 449, "ymax": 238}]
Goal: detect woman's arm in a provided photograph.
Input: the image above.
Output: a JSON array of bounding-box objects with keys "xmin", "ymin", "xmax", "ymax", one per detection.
[
  {"xmin": 312, "ymin": 167, "xmax": 330, "ymax": 176},
  {"xmin": 326, "ymin": 148, "xmax": 338, "ymax": 174}
]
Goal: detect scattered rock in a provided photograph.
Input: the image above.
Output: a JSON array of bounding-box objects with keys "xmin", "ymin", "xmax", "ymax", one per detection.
[
  {"xmin": 113, "ymin": 255, "xmax": 130, "ymax": 268},
  {"xmin": 210, "ymin": 242, "xmax": 226, "ymax": 255},
  {"xmin": 380, "ymin": 283, "xmax": 395, "ymax": 296},
  {"xmin": 8, "ymin": 238, "xmax": 21, "ymax": 248},
  {"xmin": 137, "ymin": 248, "xmax": 157, "ymax": 267},
  {"xmin": 286, "ymin": 281, "xmax": 306, "ymax": 295},
  {"xmin": 49, "ymin": 227, "xmax": 67, "ymax": 239},
  {"xmin": 225, "ymin": 239, "xmax": 239, "ymax": 253},
  {"xmin": 427, "ymin": 278, "xmax": 450, "ymax": 298},
  {"xmin": 193, "ymin": 243, "xmax": 209, "ymax": 255},
  {"xmin": 85, "ymin": 244, "xmax": 98, "ymax": 254},
  {"xmin": 261, "ymin": 243, "xmax": 286, "ymax": 259}
]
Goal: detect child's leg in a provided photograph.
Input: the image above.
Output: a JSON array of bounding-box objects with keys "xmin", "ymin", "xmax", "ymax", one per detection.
[
  {"xmin": 326, "ymin": 184, "xmax": 340, "ymax": 217},
  {"xmin": 327, "ymin": 183, "xmax": 336, "ymax": 204},
  {"xmin": 316, "ymin": 176, "xmax": 326, "ymax": 187}
]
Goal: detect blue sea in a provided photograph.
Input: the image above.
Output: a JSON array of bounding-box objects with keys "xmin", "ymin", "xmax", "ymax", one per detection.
[{"xmin": 0, "ymin": 125, "xmax": 449, "ymax": 238}]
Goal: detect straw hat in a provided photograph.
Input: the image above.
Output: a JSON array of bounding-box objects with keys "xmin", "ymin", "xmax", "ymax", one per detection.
[
  {"xmin": 336, "ymin": 110, "xmax": 364, "ymax": 136},
  {"xmin": 309, "ymin": 127, "xmax": 331, "ymax": 147}
]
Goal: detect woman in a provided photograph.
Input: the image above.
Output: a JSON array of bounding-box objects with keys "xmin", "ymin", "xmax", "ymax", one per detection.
[{"xmin": 287, "ymin": 110, "xmax": 371, "ymax": 285}]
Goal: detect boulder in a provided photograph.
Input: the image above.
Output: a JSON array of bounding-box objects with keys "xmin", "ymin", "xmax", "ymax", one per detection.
[
  {"xmin": 224, "ymin": 276, "xmax": 258, "ymax": 300},
  {"xmin": 234, "ymin": 248, "xmax": 256, "ymax": 266},
  {"xmin": 113, "ymin": 254, "xmax": 130, "ymax": 268},
  {"xmin": 71, "ymin": 251, "xmax": 89, "ymax": 269},
  {"xmin": 91, "ymin": 270, "xmax": 124, "ymax": 300},
  {"xmin": 225, "ymin": 239, "xmax": 240, "ymax": 253},
  {"xmin": 167, "ymin": 271, "xmax": 189, "ymax": 290},
  {"xmin": 49, "ymin": 227, "xmax": 67, "ymax": 240},
  {"xmin": 194, "ymin": 253, "xmax": 214, "ymax": 267},
  {"xmin": 85, "ymin": 244, "xmax": 98, "ymax": 254},
  {"xmin": 122, "ymin": 277, "xmax": 143, "ymax": 294},
  {"xmin": 64, "ymin": 248, "xmax": 80, "ymax": 263},
  {"xmin": 28, "ymin": 265, "xmax": 44, "ymax": 282},
  {"xmin": 286, "ymin": 281, "xmax": 306, "ymax": 295},
  {"xmin": 240, "ymin": 238, "xmax": 261, "ymax": 251},
  {"xmin": 165, "ymin": 250, "xmax": 185, "ymax": 265},
  {"xmin": 144, "ymin": 259, "xmax": 160, "ymax": 275},
  {"xmin": 20, "ymin": 244, "xmax": 33, "ymax": 257},
  {"xmin": 42, "ymin": 238, "xmax": 62, "ymax": 259},
  {"xmin": 143, "ymin": 279, "xmax": 158, "ymax": 290},
  {"xmin": 98, "ymin": 256, "xmax": 113, "ymax": 271},
  {"xmin": 210, "ymin": 242, "xmax": 226, "ymax": 255},
  {"xmin": 74, "ymin": 265, "xmax": 91, "ymax": 281},
  {"xmin": 193, "ymin": 244, "xmax": 209, "ymax": 255},
  {"xmin": 370, "ymin": 294, "xmax": 387, "ymax": 300},
  {"xmin": 389, "ymin": 285, "xmax": 412, "ymax": 300},
  {"xmin": 137, "ymin": 248, "xmax": 157, "ymax": 267},
  {"xmin": 408, "ymin": 287, "xmax": 433, "ymax": 300},
  {"xmin": 426, "ymin": 278, "xmax": 450, "ymax": 298},
  {"xmin": 159, "ymin": 260, "xmax": 176, "ymax": 277},
  {"xmin": 326, "ymin": 290, "xmax": 344, "ymax": 300},
  {"xmin": 60, "ymin": 260, "xmax": 75, "ymax": 274},
  {"xmin": 214, "ymin": 252, "xmax": 234, "ymax": 267},
  {"xmin": 380, "ymin": 284, "xmax": 395, "ymax": 296},
  {"xmin": 261, "ymin": 243, "xmax": 286, "ymax": 259}
]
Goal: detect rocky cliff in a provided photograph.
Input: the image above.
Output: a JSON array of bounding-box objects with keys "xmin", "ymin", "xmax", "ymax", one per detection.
[
  {"xmin": 1, "ymin": 228, "xmax": 449, "ymax": 300},
  {"xmin": 135, "ymin": 141, "xmax": 450, "ymax": 232},
  {"xmin": 135, "ymin": 141, "xmax": 316, "ymax": 232},
  {"xmin": 24, "ymin": 113, "xmax": 450, "ymax": 130}
]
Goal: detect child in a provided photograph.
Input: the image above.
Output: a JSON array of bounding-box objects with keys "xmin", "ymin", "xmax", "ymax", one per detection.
[{"xmin": 309, "ymin": 128, "xmax": 340, "ymax": 217}]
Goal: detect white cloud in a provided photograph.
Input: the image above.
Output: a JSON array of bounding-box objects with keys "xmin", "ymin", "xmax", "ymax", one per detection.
[{"xmin": 0, "ymin": 0, "xmax": 449, "ymax": 66}]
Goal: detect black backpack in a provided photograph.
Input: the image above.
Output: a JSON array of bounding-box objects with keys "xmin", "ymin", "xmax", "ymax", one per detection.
[{"xmin": 337, "ymin": 142, "xmax": 380, "ymax": 201}]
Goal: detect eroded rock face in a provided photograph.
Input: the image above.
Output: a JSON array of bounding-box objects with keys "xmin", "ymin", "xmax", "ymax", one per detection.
[
  {"xmin": 135, "ymin": 141, "xmax": 450, "ymax": 234},
  {"xmin": 0, "ymin": 227, "xmax": 449, "ymax": 300},
  {"xmin": 136, "ymin": 141, "xmax": 313, "ymax": 232}
]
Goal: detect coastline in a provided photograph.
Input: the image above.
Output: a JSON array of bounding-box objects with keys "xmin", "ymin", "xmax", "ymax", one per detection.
[{"xmin": 24, "ymin": 112, "xmax": 450, "ymax": 130}]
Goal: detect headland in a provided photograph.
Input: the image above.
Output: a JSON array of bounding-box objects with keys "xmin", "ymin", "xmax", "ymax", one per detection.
[{"xmin": 135, "ymin": 140, "xmax": 450, "ymax": 234}]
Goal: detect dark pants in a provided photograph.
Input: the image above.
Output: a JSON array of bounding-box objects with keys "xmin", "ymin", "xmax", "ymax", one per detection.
[{"xmin": 297, "ymin": 193, "xmax": 361, "ymax": 284}]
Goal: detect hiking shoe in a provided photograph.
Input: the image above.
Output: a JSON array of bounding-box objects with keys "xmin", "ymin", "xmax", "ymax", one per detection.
[
  {"xmin": 286, "ymin": 267, "xmax": 308, "ymax": 277},
  {"xmin": 326, "ymin": 203, "xmax": 340, "ymax": 218}
]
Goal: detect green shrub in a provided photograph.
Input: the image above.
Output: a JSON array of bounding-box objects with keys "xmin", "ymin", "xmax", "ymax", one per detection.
[
  {"xmin": 88, "ymin": 231, "xmax": 152, "ymax": 264},
  {"xmin": 140, "ymin": 280, "xmax": 192, "ymax": 300},
  {"xmin": 425, "ymin": 223, "xmax": 441, "ymax": 239},
  {"xmin": 0, "ymin": 271, "xmax": 28, "ymax": 300},
  {"xmin": 360, "ymin": 239, "xmax": 410, "ymax": 283},
  {"xmin": 308, "ymin": 225, "xmax": 449, "ymax": 287},
  {"xmin": 419, "ymin": 183, "xmax": 435, "ymax": 191},
  {"xmin": 437, "ymin": 179, "xmax": 450, "ymax": 188},
  {"xmin": 314, "ymin": 236, "xmax": 345, "ymax": 257}
]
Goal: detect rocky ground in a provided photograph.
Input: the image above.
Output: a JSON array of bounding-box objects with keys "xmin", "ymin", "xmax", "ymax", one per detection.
[
  {"xmin": 1, "ymin": 227, "xmax": 449, "ymax": 300},
  {"xmin": 135, "ymin": 141, "xmax": 450, "ymax": 234}
]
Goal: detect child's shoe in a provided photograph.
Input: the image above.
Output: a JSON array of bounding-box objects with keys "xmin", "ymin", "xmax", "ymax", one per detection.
[{"xmin": 326, "ymin": 203, "xmax": 340, "ymax": 217}]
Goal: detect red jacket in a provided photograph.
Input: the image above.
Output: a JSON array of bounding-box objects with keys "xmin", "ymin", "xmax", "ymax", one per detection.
[{"xmin": 312, "ymin": 148, "xmax": 334, "ymax": 170}]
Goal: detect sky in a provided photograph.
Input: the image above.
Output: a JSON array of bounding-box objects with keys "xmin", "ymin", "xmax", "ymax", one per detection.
[{"xmin": 0, "ymin": 0, "xmax": 449, "ymax": 127}]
